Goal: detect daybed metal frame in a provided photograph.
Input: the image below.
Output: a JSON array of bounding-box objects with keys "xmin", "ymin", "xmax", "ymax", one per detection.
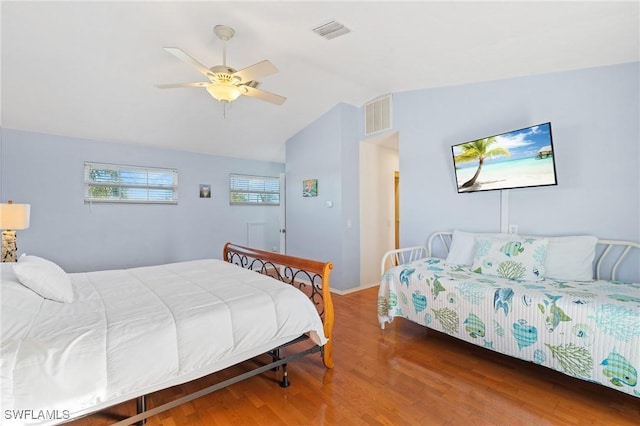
[{"xmin": 381, "ymin": 231, "xmax": 640, "ymax": 281}]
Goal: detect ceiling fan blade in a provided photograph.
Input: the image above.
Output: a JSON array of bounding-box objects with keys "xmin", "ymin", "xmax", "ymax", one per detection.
[
  {"xmin": 242, "ymin": 86, "xmax": 286, "ymax": 105},
  {"xmin": 155, "ymin": 82, "xmax": 210, "ymax": 89},
  {"xmin": 163, "ymin": 47, "xmax": 212, "ymax": 77},
  {"xmin": 233, "ymin": 60, "xmax": 278, "ymax": 83}
]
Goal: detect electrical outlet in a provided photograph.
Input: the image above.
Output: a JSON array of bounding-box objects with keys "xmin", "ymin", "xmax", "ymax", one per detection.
[{"xmin": 508, "ymin": 224, "xmax": 518, "ymax": 235}]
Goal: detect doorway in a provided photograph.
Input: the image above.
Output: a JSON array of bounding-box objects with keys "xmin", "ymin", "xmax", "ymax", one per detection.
[
  {"xmin": 279, "ymin": 172, "xmax": 286, "ymax": 254},
  {"xmin": 358, "ymin": 132, "xmax": 399, "ymax": 287},
  {"xmin": 394, "ymin": 171, "xmax": 400, "ymax": 249}
]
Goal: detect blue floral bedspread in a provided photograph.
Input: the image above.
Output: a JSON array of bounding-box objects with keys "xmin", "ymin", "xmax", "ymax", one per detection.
[{"xmin": 377, "ymin": 257, "xmax": 640, "ymax": 398}]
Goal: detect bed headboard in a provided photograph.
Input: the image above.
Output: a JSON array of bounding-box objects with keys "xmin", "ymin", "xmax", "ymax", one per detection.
[
  {"xmin": 426, "ymin": 231, "xmax": 640, "ymax": 282},
  {"xmin": 223, "ymin": 242, "xmax": 334, "ymax": 368},
  {"xmin": 426, "ymin": 231, "xmax": 454, "ymax": 259},
  {"xmin": 594, "ymin": 239, "xmax": 640, "ymax": 281}
]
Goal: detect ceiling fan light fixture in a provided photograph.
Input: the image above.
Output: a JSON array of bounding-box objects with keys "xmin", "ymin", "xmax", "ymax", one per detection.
[
  {"xmin": 158, "ymin": 25, "xmax": 285, "ymax": 107},
  {"xmin": 206, "ymin": 83, "xmax": 242, "ymax": 103}
]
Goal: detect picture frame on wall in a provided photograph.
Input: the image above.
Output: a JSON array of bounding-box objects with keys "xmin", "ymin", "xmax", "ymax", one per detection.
[
  {"xmin": 303, "ymin": 179, "xmax": 318, "ymax": 197},
  {"xmin": 199, "ymin": 184, "xmax": 211, "ymax": 198}
]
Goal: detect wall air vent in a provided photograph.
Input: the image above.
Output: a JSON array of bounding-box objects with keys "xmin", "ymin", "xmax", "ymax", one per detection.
[
  {"xmin": 364, "ymin": 95, "xmax": 392, "ymax": 136},
  {"xmin": 313, "ymin": 20, "xmax": 351, "ymax": 40}
]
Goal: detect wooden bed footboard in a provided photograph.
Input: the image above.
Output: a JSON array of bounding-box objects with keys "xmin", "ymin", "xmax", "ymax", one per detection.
[{"xmin": 223, "ymin": 242, "xmax": 334, "ymax": 368}]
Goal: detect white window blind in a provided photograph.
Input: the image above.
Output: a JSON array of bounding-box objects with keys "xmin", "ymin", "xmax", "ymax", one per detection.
[
  {"xmin": 229, "ymin": 174, "xmax": 280, "ymax": 205},
  {"xmin": 84, "ymin": 161, "xmax": 178, "ymax": 204}
]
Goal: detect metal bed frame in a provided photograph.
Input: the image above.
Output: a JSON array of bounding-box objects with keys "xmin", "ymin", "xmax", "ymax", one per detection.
[{"xmin": 381, "ymin": 231, "xmax": 640, "ymax": 281}]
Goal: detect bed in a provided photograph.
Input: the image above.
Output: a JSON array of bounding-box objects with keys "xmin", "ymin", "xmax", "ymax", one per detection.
[
  {"xmin": 378, "ymin": 230, "xmax": 639, "ymax": 399},
  {"xmin": 0, "ymin": 243, "xmax": 333, "ymax": 425}
]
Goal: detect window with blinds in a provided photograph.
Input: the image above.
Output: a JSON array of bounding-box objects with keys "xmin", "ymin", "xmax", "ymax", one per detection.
[
  {"xmin": 84, "ymin": 161, "xmax": 178, "ymax": 204},
  {"xmin": 229, "ymin": 174, "xmax": 280, "ymax": 205}
]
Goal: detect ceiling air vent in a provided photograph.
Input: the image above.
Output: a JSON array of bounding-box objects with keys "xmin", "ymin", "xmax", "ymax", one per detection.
[
  {"xmin": 364, "ymin": 95, "xmax": 392, "ymax": 136},
  {"xmin": 313, "ymin": 20, "xmax": 350, "ymax": 40}
]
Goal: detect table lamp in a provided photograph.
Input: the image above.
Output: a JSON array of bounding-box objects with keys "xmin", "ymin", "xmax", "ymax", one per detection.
[{"xmin": 0, "ymin": 200, "xmax": 31, "ymax": 262}]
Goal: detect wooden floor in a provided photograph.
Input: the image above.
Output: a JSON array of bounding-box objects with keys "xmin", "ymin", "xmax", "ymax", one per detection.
[{"xmin": 69, "ymin": 286, "xmax": 639, "ymax": 426}]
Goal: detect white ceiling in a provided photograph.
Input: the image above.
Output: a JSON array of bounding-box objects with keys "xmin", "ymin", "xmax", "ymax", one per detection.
[{"xmin": 2, "ymin": 1, "xmax": 638, "ymax": 163}]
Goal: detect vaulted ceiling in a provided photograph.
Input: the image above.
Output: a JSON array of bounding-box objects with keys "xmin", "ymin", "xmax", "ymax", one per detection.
[{"xmin": 2, "ymin": 1, "xmax": 638, "ymax": 162}]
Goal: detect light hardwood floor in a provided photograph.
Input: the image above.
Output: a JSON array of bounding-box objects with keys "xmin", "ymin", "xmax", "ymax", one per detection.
[{"xmin": 70, "ymin": 286, "xmax": 639, "ymax": 425}]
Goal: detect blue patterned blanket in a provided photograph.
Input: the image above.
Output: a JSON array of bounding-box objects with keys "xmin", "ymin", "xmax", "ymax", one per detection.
[{"xmin": 377, "ymin": 257, "xmax": 640, "ymax": 398}]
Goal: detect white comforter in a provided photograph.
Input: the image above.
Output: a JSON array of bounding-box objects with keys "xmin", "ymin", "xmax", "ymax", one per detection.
[{"xmin": 1, "ymin": 259, "xmax": 327, "ymax": 425}]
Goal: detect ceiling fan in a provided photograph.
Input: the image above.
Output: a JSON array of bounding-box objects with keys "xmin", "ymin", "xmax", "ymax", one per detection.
[{"xmin": 156, "ymin": 25, "xmax": 286, "ymax": 110}]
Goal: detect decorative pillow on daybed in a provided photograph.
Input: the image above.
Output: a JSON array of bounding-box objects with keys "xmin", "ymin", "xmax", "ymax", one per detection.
[
  {"xmin": 445, "ymin": 229, "xmax": 512, "ymax": 266},
  {"xmin": 537, "ymin": 235, "xmax": 598, "ymax": 281},
  {"xmin": 471, "ymin": 237, "xmax": 548, "ymax": 281},
  {"xmin": 12, "ymin": 254, "xmax": 74, "ymax": 302}
]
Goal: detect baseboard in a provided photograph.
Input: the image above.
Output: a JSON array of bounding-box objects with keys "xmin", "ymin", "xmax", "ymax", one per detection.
[{"xmin": 329, "ymin": 282, "xmax": 379, "ymax": 296}]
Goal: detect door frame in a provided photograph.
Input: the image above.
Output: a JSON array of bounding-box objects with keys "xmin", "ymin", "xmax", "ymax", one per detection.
[{"xmin": 279, "ymin": 172, "xmax": 286, "ymax": 254}]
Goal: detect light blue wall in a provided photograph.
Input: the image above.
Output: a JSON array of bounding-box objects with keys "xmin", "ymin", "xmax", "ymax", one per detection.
[
  {"xmin": 338, "ymin": 103, "xmax": 362, "ymax": 288},
  {"xmin": 286, "ymin": 62, "xmax": 639, "ymax": 286},
  {"xmin": 285, "ymin": 103, "xmax": 361, "ymax": 291},
  {"xmin": 4, "ymin": 63, "xmax": 637, "ymax": 284},
  {"xmin": 395, "ymin": 62, "xmax": 639, "ymax": 245},
  {"xmin": 0, "ymin": 129, "xmax": 284, "ymax": 272}
]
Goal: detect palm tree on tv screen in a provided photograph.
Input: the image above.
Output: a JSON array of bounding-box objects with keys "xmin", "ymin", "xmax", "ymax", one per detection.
[{"xmin": 455, "ymin": 137, "xmax": 510, "ymax": 188}]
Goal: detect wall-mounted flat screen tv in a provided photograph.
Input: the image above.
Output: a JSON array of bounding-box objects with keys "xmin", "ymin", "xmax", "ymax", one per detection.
[{"xmin": 452, "ymin": 122, "xmax": 557, "ymax": 193}]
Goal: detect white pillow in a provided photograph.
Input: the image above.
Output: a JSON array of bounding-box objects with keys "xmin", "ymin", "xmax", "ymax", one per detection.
[
  {"xmin": 445, "ymin": 230, "xmax": 512, "ymax": 265},
  {"xmin": 472, "ymin": 237, "xmax": 548, "ymax": 281},
  {"xmin": 12, "ymin": 255, "xmax": 74, "ymax": 302},
  {"xmin": 542, "ymin": 235, "xmax": 598, "ymax": 281}
]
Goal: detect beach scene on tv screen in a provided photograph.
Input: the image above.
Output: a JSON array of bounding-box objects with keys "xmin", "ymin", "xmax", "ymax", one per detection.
[{"xmin": 453, "ymin": 123, "xmax": 556, "ymax": 193}]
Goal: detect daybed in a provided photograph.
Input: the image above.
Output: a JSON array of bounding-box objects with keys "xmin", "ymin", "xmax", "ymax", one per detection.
[
  {"xmin": 378, "ymin": 230, "xmax": 639, "ymax": 399},
  {"xmin": 1, "ymin": 243, "xmax": 333, "ymax": 425}
]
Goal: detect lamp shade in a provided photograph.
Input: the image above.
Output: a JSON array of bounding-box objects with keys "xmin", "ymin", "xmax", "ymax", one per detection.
[
  {"xmin": 0, "ymin": 202, "xmax": 30, "ymax": 230},
  {"xmin": 206, "ymin": 83, "xmax": 242, "ymax": 102}
]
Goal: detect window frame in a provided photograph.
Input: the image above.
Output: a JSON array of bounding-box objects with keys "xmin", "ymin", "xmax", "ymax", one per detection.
[
  {"xmin": 84, "ymin": 161, "xmax": 179, "ymax": 204},
  {"xmin": 229, "ymin": 173, "xmax": 280, "ymax": 206}
]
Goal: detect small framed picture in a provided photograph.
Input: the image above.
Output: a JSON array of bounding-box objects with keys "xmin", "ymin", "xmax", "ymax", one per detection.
[
  {"xmin": 303, "ymin": 179, "xmax": 318, "ymax": 197},
  {"xmin": 199, "ymin": 184, "xmax": 211, "ymax": 198}
]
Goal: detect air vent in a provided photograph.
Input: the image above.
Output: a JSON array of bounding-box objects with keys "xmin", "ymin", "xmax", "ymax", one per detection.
[
  {"xmin": 313, "ymin": 20, "xmax": 351, "ymax": 40},
  {"xmin": 364, "ymin": 95, "xmax": 392, "ymax": 135}
]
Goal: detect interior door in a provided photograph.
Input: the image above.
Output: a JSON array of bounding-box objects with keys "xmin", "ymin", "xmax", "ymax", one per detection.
[
  {"xmin": 279, "ymin": 172, "xmax": 286, "ymax": 254},
  {"xmin": 395, "ymin": 171, "xmax": 400, "ymax": 249}
]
